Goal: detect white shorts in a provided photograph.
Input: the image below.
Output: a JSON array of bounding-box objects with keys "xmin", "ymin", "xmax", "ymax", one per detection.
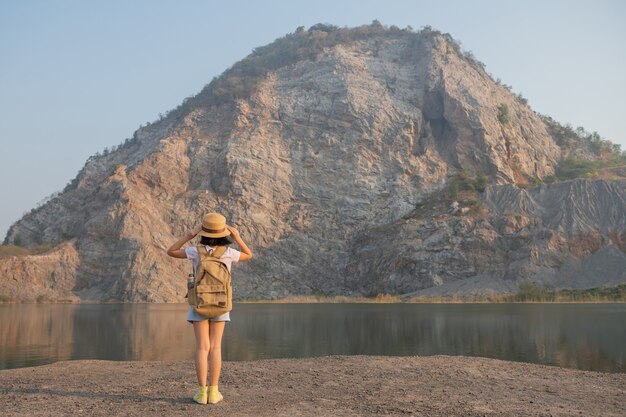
[{"xmin": 187, "ymin": 306, "xmax": 230, "ymax": 323}]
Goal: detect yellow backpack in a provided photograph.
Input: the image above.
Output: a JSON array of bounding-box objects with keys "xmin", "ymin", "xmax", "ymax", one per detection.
[{"xmin": 187, "ymin": 245, "xmax": 232, "ymax": 318}]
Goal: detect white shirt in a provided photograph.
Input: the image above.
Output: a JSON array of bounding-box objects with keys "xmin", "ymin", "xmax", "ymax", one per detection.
[{"xmin": 185, "ymin": 245, "xmax": 241, "ymax": 275}]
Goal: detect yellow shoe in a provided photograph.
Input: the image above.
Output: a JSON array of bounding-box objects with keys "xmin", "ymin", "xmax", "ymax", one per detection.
[
  {"xmin": 208, "ymin": 385, "xmax": 223, "ymax": 404},
  {"xmin": 193, "ymin": 386, "xmax": 207, "ymax": 404}
]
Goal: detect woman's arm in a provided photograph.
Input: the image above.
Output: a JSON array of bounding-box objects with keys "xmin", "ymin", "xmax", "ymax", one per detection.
[
  {"xmin": 227, "ymin": 225, "xmax": 253, "ymax": 262},
  {"xmin": 166, "ymin": 225, "xmax": 202, "ymax": 259}
]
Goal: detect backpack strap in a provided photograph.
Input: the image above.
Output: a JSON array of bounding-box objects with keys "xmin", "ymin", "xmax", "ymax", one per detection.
[
  {"xmin": 196, "ymin": 245, "xmax": 228, "ymax": 260},
  {"xmin": 196, "ymin": 245, "xmax": 209, "ymax": 260},
  {"xmin": 211, "ymin": 246, "xmax": 228, "ymax": 259}
]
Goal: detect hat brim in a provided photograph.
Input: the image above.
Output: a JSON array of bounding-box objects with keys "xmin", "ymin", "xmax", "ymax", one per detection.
[{"xmin": 198, "ymin": 229, "xmax": 231, "ymax": 238}]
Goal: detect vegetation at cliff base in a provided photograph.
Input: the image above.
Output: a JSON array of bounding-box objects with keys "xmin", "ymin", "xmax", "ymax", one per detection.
[
  {"xmin": 244, "ymin": 285, "xmax": 626, "ymax": 303},
  {"xmin": 240, "ymin": 294, "xmax": 403, "ymax": 303},
  {"xmin": 508, "ymin": 282, "xmax": 626, "ymax": 302},
  {"xmin": 406, "ymin": 283, "xmax": 626, "ymax": 303}
]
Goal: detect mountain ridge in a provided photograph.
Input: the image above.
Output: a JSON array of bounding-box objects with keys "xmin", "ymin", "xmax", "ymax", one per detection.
[{"xmin": 1, "ymin": 23, "xmax": 625, "ymax": 302}]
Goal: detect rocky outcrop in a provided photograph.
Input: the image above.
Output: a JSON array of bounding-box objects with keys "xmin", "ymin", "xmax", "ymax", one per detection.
[
  {"xmin": 345, "ymin": 179, "xmax": 626, "ymax": 298},
  {"xmin": 1, "ymin": 25, "xmax": 623, "ymax": 301},
  {"xmin": 0, "ymin": 241, "xmax": 80, "ymax": 302}
]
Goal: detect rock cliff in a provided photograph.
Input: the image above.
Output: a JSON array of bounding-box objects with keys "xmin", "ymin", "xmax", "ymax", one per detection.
[
  {"xmin": 346, "ymin": 179, "xmax": 626, "ymax": 297},
  {"xmin": 2, "ymin": 24, "xmax": 624, "ymax": 301}
]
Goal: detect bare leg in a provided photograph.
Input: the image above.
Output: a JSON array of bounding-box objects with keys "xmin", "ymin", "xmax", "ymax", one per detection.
[
  {"xmin": 193, "ymin": 320, "xmax": 210, "ymax": 387},
  {"xmin": 208, "ymin": 321, "xmax": 226, "ymax": 387}
]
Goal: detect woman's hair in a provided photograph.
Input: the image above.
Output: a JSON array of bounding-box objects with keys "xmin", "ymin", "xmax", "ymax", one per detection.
[{"xmin": 199, "ymin": 236, "xmax": 233, "ymax": 247}]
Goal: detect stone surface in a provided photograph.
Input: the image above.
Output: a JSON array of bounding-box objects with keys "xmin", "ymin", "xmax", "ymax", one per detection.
[
  {"xmin": 1, "ymin": 28, "xmax": 624, "ymax": 301},
  {"xmin": 1, "ymin": 356, "xmax": 625, "ymax": 417}
]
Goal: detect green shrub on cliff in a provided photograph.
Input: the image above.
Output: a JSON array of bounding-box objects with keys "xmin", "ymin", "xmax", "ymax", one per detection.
[
  {"xmin": 497, "ymin": 104, "xmax": 510, "ymax": 124},
  {"xmin": 451, "ymin": 171, "xmax": 489, "ymax": 195},
  {"xmin": 475, "ymin": 172, "xmax": 488, "ymax": 192},
  {"xmin": 449, "ymin": 181, "xmax": 459, "ymax": 199}
]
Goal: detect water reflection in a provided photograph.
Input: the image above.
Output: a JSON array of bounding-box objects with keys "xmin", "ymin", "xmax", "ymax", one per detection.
[
  {"xmin": 0, "ymin": 304, "xmax": 76, "ymax": 369},
  {"xmin": 0, "ymin": 303, "xmax": 624, "ymax": 372}
]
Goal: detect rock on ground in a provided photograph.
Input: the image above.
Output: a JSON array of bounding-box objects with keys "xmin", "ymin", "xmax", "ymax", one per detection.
[{"xmin": 1, "ymin": 355, "xmax": 624, "ymax": 416}]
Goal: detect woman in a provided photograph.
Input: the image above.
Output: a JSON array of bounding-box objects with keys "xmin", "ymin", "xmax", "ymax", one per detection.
[{"xmin": 167, "ymin": 212, "xmax": 252, "ymax": 405}]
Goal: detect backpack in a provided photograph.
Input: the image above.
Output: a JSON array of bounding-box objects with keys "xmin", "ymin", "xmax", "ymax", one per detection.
[{"xmin": 187, "ymin": 245, "xmax": 232, "ymax": 318}]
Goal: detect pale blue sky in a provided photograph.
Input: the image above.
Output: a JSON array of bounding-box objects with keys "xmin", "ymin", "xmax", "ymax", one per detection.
[{"xmin": 1, "ymin": 0, "xmax": 625, "ymax": 240}]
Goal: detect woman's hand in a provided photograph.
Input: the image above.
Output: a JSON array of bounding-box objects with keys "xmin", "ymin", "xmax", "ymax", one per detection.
[
  {"xmin": 189, "ymin": 225, "xmax": 202, "ymax": 238},
  {"xmin": 226, "ymin": 225, "xmax": 240, "ymax": 238},
  {"xmin": 226, "ymin": 225, "xmax": 252, "ymax": 262},
  {"xmin": 167, "ymin": 225, "xmax": 201, "ymax": 259}
]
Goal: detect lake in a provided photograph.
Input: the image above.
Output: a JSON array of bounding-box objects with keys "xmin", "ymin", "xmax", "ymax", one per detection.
[{"xmin": 1, "ymin": 303, "xmax": 624, "ymax": 372}]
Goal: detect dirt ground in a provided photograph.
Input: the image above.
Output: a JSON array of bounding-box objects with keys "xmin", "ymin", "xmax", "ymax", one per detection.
[{"xmin": 1, "ymin": 355, "xmax": 624, "ymax": 417}]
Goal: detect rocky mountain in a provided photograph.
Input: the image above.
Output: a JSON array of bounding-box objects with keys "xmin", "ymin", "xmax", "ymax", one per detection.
[{"xmin": 2, "ymin": 24, "xmax": 625, "ymax": 301}]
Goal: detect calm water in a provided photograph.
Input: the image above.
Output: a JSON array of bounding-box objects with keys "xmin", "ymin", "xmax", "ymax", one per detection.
[{"xmin": 0, "ymin": 303, "xmax": 624, "ymax": 372}]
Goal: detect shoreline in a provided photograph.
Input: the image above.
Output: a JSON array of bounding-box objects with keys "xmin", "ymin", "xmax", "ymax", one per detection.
[
  {"xmin": 2, "ymin": 297, "xmax": 626, "ymax": 305},
  {"xmin": 1, "ymin": 355, "xmax": 624, "ymax": 416},
  {"xmin": 3, "ymin": 282, "xmax": 626, "ymax": 304}
]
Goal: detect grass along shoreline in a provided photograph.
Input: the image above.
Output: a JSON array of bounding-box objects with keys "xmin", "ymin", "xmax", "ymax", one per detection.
[
  {"xmin": 2, "ymin": 283, "xmax": 625, "ymax": 304},
  {"xmin": 241, "ymin": 283, "xmax": 626, "ymax": 303}
]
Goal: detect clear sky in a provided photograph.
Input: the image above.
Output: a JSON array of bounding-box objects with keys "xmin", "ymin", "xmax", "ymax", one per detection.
[{"xmin": 1, "ymin": 0, "xmax": 625, "ymax": 240}]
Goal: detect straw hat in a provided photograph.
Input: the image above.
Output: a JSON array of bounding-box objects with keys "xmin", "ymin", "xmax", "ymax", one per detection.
[{"xmin": 198, "ymin": 213, "xmax": 231, "ymax": 238}]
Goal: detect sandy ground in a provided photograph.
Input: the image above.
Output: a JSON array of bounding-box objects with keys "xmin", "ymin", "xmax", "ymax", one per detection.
[{"xmin": 1, "ymin": 355, "xmax": 625, "ymax": 417}]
